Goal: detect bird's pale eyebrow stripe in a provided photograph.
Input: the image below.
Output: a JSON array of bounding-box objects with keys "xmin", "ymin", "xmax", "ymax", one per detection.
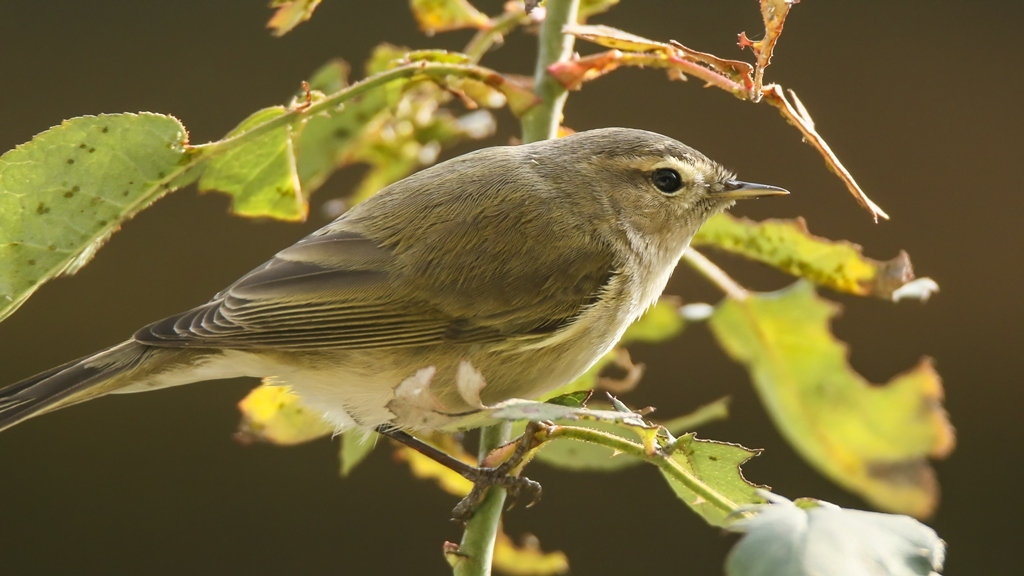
[{"xmin": 608, "ymin": 156, "xmax": 705, "ymax": 183}]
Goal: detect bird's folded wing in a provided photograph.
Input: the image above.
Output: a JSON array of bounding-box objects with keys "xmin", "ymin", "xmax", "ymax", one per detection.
[{"xmin": 134, "ymin": 226, "xmax": 615, "ymax": 351}]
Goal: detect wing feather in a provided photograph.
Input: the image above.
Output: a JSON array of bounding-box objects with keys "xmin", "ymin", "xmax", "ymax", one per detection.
[{"xmin": 135, "ymin": 147, "xmax": 619, "ymax": 351}]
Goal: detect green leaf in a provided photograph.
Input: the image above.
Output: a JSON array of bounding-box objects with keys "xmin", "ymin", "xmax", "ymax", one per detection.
[
  {"xmin": 365, "ymin": 43, "xmax": 413, "ymax": 76},
  {"xmin": 295, "ymin": 56, "xmax": 388, "ymax": 195},
  {"xmin": 340, "ymin": 87, "xmax": 477, "ymax": 205},
  {"xmin": 410, "ymin": 0, "xmax": 491, "ymax": 34},
  {"xmin": 620, "ymin": 298, "xmax": 685, "ymax": 344},
  {"xmin": 295, "ymin": 48, "xmax": 501, "ymax": 207},
  {"xmin": 339, "ymin": 431, "xmax": 376, "ymax": 477},
  {"xmin": 235, "ymin": 384, "xmax": 333, "ymax": 445},
  {"xmin": 0, "ymin": 113, "xmax": 193, "ymax": 322},
  {"xmin": 660, "ymin": 434, "xmax": 764, "ymax": 527},
  {"xmin": 533, "ymin": 419, "xmax": 644, "ymax": 472},
  {"xmin": 404, "ymin": 49, "xmax": 473, "ymax": 65},
  {"xmin": 198, "ymin": 106, "xmax": 306, "ymax": 221},
  {"xmin": 545, "ymin": 390, "xmax": 591, "ymax": 408},
  {"xmin": 267, "ymin": 0, "xmax": 323, "ymax": 37},
  {"xmin": 306, "ymin": 58, "xmax": 350, "ymax": 94},
  {"xmin": 708, "ymin": 281, "xmax": 955, "ymax": 517},
  {"xmin": 725, "ymin": 493, "xmax": 945, "ymax": 576},
  {"xmin": 692, "ymin": 213, "xmax": 918, "ymax": 299}
]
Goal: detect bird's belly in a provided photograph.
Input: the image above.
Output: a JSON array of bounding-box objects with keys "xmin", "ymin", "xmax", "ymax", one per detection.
[
  {"xmin": 273, "ymin": 333, "xmax": 619, "ymax": 433},
  {"xmin": 270, "ymin": 292, "xmax": 639, "ymax": 432}
]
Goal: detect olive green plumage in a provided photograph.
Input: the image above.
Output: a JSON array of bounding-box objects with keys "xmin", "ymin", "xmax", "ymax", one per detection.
[{"xmin": 0, "ymin": 127, "xmax": 786, "ymax": 432}]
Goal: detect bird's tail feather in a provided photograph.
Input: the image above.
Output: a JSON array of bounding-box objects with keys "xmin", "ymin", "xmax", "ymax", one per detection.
[{"xmin": 0, "ymin": 341, "xmax": 151, "ymax": 432}]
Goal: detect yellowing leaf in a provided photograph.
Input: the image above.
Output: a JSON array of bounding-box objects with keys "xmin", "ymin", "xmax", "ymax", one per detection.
[
  {"xmin": 392, "ymin": 434, "xmax": 475, "ymax": 497},
  {"xmin": 493, "ymin": 530, "xmax": 569, "ymax": 576},
  {"xmin": 404, "ymin": 49, "xmax": 473, "ymax": 65},
  {"xmin": 444, "ymin": 76, "xmax": 508, "ymax": 109},
  {"xmin": 484, "ymin": 75, "xmax": 539, "ymax": 117},
  {"xmin": 693, "ymin": 214, "xmax": 917, "ymax": 299},
  {"xmin": 660, "ymin": 434, "xmax": 764, "ymax": 527},
  {"xmin": 199, "ymin": 106, "xmax": 306, "ymax": 221},
  {"xmin": 410, "ymin": 0, "xmax": 491, "ymax": 34},
  {"xmin": 578, "ymin": 0, "xmax": 620, "ymax": 22},
  {"xmin": 0, "ymin": 113, "xmax": 194, "ymax": 322},
  {"xmin": 562, "ymin": 23, "xmax": 670, "ymax": 53},
  {"xmin": 267, "ymin": 0, "xmax": 323, "ymax": 37},
  {"xmin": 236, "ymin": 384, "xmax": 333, "ymax": 446},
  {"xmin": 708, "ymin": 282, "xmax": 955, "ymax": 518}
]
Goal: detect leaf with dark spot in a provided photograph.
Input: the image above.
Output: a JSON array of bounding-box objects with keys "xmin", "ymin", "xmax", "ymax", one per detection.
[{"xmin": 0, "ymin": 113, "xmax": 193, "ymax": 321}]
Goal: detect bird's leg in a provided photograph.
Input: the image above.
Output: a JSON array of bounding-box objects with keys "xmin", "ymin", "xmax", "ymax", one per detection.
[{"xmin": 375, "ymin": 423, "xmax": 544, "ymax": 523}]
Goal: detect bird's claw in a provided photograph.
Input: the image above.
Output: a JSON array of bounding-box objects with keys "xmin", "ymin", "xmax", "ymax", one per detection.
[
  {"xmin": 451, "ymin": 421, "xmax": 546, "ymax": 523},
  {"xmin": 451, "ymin": 468, "xmax": 542, "ymax": 524}
]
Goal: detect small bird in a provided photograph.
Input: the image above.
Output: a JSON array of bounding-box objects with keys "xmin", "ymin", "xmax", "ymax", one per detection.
[{"xmin": 0, "ymin": 128, "xmax": 786, "ymax": 437}]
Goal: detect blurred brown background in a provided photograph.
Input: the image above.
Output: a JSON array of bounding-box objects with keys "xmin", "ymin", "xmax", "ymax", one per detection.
[{"xmin": 0, "ymin": 1, "xmax": 1020, "ymax": 574}]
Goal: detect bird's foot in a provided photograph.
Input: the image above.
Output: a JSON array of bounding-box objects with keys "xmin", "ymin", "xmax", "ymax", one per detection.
[
  {"xmin": 451, "ymin": 420, "xmax": 545, "ymax": 523},
  {"xmin": 452, "ymin": 466, "xmax": 542, "ymax": 524},
  {"xmin": 375, "ymin": 422, "xmax": 545, "ymax": 524}
]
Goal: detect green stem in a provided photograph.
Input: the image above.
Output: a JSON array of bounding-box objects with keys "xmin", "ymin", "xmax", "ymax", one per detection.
[
  {"xmin": 453, "ymin": 1, "xmax": 581, "ymax": 574},
  {"xmin": 464, "ymin": 9, "xmax": 529, "ymax": 64},
  {"xmin": 520, "ymin": 0, "xmax": 581, "ymax": 143},
  {"xmin": 190, "ymin": 61, "xmax": 511, "ymax": 158},
  {"xmin": 453, "ymin": 422, "xmax": 512, "ymax": 576}
]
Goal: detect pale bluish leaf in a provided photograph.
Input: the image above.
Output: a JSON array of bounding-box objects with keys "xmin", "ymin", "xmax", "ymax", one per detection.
[{"xmin": 726, "ymin": 493, "xmax": 945, "ymax": 576}]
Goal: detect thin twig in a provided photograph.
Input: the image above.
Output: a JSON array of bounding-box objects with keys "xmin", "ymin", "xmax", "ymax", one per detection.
[
  {"xmin": 664, "ymin": 50, "xmax": 748, "ymax": 95},
  {"xmin": 683, "ymin": 249, "xmax": 749, "ymax": 301},
  {"xmin": 762, "ymin": 85, "xmax": 889, "ymax": 221},
  {"xmin": 559, "ymin": 5, "xmax": 890, "ymax": 222}
]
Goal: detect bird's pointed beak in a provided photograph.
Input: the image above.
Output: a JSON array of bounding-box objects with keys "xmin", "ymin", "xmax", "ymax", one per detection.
[{"xmin": 713, "ymin": 180, "xmax": 790, "ymax": 200}]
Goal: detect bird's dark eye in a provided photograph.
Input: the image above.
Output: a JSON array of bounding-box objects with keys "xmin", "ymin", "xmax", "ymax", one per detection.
[{"xmin": 652, "ymin": 168, "xmax": 683, "ymax": 194}]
